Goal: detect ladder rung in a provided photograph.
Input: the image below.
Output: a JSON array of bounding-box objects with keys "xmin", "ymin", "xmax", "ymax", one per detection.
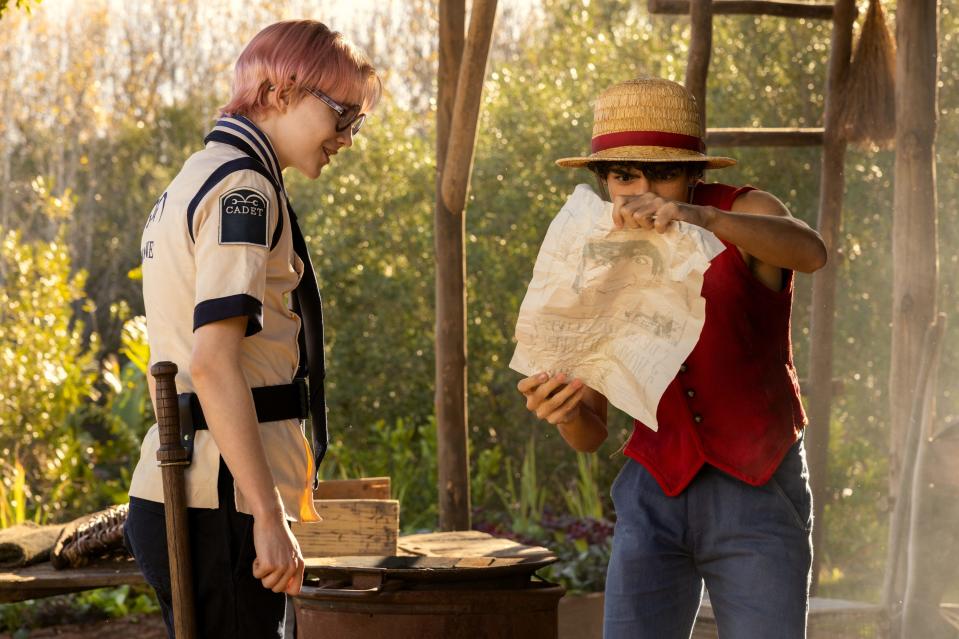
[
  {"xmin": 706, "ymin": 127, "xmax": 825, "ymax": 147},
  {"xmin": 648, "ymin": 0, "xmax": 835, "ymax": 20}
]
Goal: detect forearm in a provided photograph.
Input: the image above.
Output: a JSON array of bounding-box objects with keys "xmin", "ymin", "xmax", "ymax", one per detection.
[
  {"xmin": 557, "ymin": 403, "xmax": 608, "ymax": 452},
  {"xmin": 192, "ymin": 357, "xmax": 284, "ymax": 520},
  {"xmin": 703, "ymin": 206, "xmax": 827, "ymax": 273}
]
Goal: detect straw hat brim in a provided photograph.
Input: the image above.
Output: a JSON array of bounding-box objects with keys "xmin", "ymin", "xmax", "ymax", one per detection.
[{"xmin": 556, "ymin": 145, "xmax": 736, "ymax": 169}]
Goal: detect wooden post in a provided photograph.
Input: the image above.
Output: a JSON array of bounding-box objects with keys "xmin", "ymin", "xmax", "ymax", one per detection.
[
  {"xmin": 151, "ymin": 362, "xmax": 196, "ymax": 639},
  {"xmin": 441, "ymin": 0, "xmax": 500, "ymax": 214},
  {"xmin": 803, "ymin": 0, "xmax": 856, "ymax": 594},
  {"xmin": 886, "ymin": 0, "xmax": 940, "ymax": 627},
  {"xmin": 434, "ymin": 0, "xmax": 499, "ymax": 532},
  {"xmin": 685, "ymin": 0, "xmax": 713, "ymax": 133},
  {"xmin": 880, "ymin": 315, "xmax": 946, "ymax": 635},
  {"xmin": 888, "ymin": 0, "xmax": 940, "ymax": 520},
  {"xmin": 434, "ymin": 0, "xmax": 468, "ymax": 532}
]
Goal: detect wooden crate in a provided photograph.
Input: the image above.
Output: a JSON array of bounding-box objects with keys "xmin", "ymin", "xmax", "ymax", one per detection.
[
  {"xmin": 292, "ymin": 498, "xmax": 399, "ymax": 558},
  {"xmin": 314, "ymin": 477, "xmax": 391, "ymax": 500}
]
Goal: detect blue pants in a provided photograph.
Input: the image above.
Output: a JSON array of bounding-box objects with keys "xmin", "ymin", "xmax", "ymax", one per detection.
[{"xmin": 604, "ymin": 439, "xmax": 813, "ymax": 639}]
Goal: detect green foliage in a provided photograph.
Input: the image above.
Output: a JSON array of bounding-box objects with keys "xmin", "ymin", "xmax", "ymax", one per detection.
[
  {"xmin": 321, "ymin": 417, "xmax": 439, "ymax": 531},
  {"xmin": 0, "ymin": 0, "xmax": 36, "ymax": 20},
  {"xmin": 539, "ymin": 536, "xmax": 614, "ymax": 594},
  {"xmin": 0, "ymin": 216, "xmax": 100, "ymax": 523},
  {"xmin": 0, "ymin": 586, "xmax": 159, "ymax": 633},
  {"xmin": 563, "ymin": 453, "xmax": 605, "ymax": 521},
  {"xmin": 0, "ymin": 460, "xmax": 31, "ymax": 527},
  {"xmin": 494, "ymin": 437, "xmax": 548, "ymax": 541}
]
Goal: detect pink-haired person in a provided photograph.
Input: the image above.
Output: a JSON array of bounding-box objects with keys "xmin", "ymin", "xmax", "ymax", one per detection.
[{"xmin": 124, "ymin": 20, "xmax": 381, "ymax": 638}]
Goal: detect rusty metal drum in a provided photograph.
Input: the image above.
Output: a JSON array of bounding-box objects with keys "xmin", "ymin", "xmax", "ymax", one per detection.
[{"xmin": 293, "ymin": 555, "xmax": 565, "ymax": 639}]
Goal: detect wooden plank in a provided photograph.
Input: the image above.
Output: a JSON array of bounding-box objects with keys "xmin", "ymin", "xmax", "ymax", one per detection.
[
  {"xmin": 804, "ymin": 0, "xmax": 856, "ymax": 595},
  {"xmin": 314, "ymin": 477, "xmax": 390, "ymax": 500},
  {"xmin": 0, "ymin": 559, "xmax": 144, "ymax": 604},
  {"xmin": 434, "ymin": 0, "xmax": 470, "ymax": 534},
  {"xmin": 292, "ymin": 499, "xmax": 399, "ymax": 558},
  {"xmin": 705, "ymin": 127, "xmax": 824, "ymax": 147},
  {"xmin": 648, "ymin": 0, "xmax": 834, "ymax": 20}
]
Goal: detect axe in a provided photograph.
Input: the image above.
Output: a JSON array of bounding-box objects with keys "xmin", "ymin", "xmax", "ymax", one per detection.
[{"xmin": 151, "ymin": 361, "xmax": 197, "ymax": 639}]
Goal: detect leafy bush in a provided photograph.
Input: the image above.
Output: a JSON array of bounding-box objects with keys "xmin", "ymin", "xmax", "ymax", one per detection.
[
  {"xmin": 0, "ymin": 219, "xmax": 100, "ymax": 523},
  {"xmin": 474, "ymin": 437, "xmax": 615, "ymax": 593},
  {"xmin": 0, "ymin": 586, "xmax": 159, "ymax": 634}
]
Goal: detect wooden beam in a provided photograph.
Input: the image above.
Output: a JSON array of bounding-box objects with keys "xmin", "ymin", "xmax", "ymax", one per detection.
[
  {"xmin": 685, "ymin": 0, "xmax": 713, "ymax": 132},
  {"xmin": 648, "ymin": 0, "xmax": 834, "ymax": 19},
  {"xmin": 705, "ymin": 127, "xmax": 824, "ymax": 147},
  {"xmin": 804, "ymin": 0, "xmax": 856, "ymax": 596},
  {"xmin": 434, "ymin": 0, "xmax": 468, "ymax": 533}
]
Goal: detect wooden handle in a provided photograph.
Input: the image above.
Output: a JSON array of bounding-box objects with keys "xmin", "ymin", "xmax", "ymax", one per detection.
[
  {"xmin": 152, "ymin": 361, "xmax": 188, "ymax": 467},
  {"xmin": 150, "ymin": 361, "xmax": 196, "ymax": 639}
]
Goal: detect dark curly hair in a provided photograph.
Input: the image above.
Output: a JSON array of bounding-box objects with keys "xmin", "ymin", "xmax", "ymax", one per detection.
[{"xmin": 586, "ymin": 161, "xmax": 706, "ymax": 183}]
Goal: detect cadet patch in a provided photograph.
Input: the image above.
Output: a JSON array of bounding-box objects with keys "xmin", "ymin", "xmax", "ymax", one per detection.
[{"xmin": 218, "ymin": 187, "xmax": 269, "ymax": 246}]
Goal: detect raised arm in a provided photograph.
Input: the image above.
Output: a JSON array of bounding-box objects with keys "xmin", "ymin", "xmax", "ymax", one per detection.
[{"xmin": 705, "ymin": 189, "xmax": 827, "ymax": 274}]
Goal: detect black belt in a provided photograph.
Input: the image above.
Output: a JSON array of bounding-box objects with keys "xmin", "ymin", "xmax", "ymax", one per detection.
[{"xmin": 175, "ymin": 379, "xmax": 309, "ymax": 463}]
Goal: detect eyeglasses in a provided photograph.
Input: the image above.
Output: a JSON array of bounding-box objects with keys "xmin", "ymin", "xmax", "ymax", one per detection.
[{"xmin": 305, "ymin": 87, "xmax": 366, "ymax": 136}]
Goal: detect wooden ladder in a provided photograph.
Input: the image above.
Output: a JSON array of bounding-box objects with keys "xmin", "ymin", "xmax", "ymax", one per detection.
[{"xmin": 646, "ymin": 0, "xmax": 858, "ymax": 593}]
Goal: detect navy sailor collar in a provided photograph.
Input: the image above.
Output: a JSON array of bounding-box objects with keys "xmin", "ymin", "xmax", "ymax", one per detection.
[{"xmin": 204, "ymin": 114, "xmax": 285, "ymax": 193}]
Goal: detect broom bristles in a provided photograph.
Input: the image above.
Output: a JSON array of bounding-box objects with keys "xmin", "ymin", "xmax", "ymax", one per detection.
[{"xmin": 838, "ymin": 0, "xmax": 897, "ymax": 148}]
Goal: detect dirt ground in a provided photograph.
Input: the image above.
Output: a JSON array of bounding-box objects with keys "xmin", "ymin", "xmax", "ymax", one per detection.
[{"xmin": 0, "ymin": 614, "xmax": 167, "ymax": 639}]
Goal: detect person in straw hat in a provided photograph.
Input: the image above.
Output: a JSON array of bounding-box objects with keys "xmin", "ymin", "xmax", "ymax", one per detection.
[{"xmin": 517, "ymin": 77, "xmax": 827, "ymax": 639}]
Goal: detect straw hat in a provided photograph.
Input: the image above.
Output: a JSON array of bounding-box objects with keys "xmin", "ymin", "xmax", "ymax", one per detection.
[{"xmin": 556, "ymin": 77, "xmax": 735, "ymax": 169}]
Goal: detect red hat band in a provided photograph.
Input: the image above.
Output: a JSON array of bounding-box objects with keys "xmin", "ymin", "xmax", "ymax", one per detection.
[{"xmin": 591, "ymin": 130, "xmax": 706, "ymax": 155}]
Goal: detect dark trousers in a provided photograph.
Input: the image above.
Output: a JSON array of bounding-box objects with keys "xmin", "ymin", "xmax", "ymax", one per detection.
[{"xmin": 123, "ymin": 459, "xmax": 287, "ymax": 638}]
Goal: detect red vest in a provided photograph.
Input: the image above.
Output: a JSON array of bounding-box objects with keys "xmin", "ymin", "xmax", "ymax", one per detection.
[{"xmin": 624, "ymin": 182, "xmax": 807, "ymax": 496}]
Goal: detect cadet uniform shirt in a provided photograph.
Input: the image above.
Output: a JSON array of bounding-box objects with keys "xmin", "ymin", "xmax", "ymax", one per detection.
[{"xmin": 129, "ymin": 115, "xmax": 320, "ymax": 523}]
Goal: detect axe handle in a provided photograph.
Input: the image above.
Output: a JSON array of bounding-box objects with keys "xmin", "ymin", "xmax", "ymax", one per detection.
[{"xmin": 152, "ymin": 361, "xmax": 197, "ymax": 639}]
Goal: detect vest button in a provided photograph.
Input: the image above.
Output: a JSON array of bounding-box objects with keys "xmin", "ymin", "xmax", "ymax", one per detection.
[
  {"xmin": 680, "ymin": 363, "xmax": 689, "ymax": 373},
  {"xmin": 693, "ymin": 414, "xmax": 703, "ymax": 424},
  {"xmin": 686, "ymin": 389, "xmax": 696, "ymax": 398}
]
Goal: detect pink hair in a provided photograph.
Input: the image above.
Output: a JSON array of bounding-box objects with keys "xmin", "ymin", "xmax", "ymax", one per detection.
[{"xmin": 220, "ymin": 20, "xmax": 382, "ymax": 119}]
